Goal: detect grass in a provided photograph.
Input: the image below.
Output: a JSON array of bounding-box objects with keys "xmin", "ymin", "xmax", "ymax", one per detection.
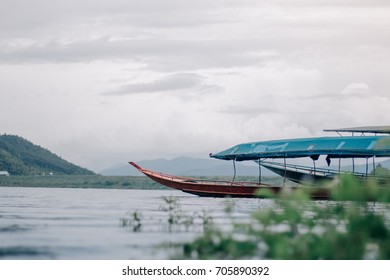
[{"xmin": 0, "ymin": 175, "xmax": 166, "ymax": 189}]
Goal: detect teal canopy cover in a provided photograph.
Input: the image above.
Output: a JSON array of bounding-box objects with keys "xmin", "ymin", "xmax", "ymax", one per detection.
[{"xmin": 210, "ymin": 136, "xmax": 390, "ymax": 161}]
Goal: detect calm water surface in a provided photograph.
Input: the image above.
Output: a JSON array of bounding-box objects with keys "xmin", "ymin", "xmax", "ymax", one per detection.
[{"xmin": 0, "ymin": 187, "xmax": 273, "ymax": 259}]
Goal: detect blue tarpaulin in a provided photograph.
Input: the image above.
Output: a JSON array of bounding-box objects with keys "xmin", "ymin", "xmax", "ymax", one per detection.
[{"xmin": 210, "ymin": 136, "xmax": 390, "ymax": 161}]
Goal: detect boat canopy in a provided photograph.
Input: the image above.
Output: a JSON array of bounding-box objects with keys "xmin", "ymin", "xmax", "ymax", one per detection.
[{"xmin": 210, "ymin": 136, "xmax": 390, "ymax": 161}]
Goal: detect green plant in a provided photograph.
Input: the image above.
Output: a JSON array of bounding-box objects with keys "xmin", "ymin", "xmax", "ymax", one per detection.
[
  {"xmin": 120, "ymin": 210, "xmax": 142, "ymax": 232},
  {"xmin": 159, "ymin": 196, "xmax": 197, "ymax": 232},
  {"xmin": 178, "ymin": 175, "xmax": 390, "ymax": 259}
]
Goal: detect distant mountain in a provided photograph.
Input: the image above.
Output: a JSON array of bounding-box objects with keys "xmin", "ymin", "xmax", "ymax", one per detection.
[
  {"xmin": 0, "ymin": 134, "xmax": 94, "ymax": 175},
  {"xmin": 100, "ymin": 156, "xmax": 275, "ymax": 176},
  {"xmin": 101, "ymin": 156, "xmax": 390, "ymax": 178}
]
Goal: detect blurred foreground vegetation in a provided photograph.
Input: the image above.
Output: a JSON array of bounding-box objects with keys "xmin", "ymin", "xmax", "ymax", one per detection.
[
  {"xmin": 178, "ymin": 175, "xmax": 390, "ymax": 259},
  {"xmin": 119, "ymin": 175, "xmax": 390, "ymax": 259}
]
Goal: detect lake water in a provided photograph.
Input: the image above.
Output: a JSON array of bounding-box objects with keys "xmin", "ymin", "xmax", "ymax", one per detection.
[{"xmin": 0, "ymin": 187, "xmax": 273, "ymax": 260}]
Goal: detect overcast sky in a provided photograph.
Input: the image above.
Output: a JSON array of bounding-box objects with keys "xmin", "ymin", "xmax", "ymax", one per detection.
[{"xmin": 1, "ymin": 0, "xmax": 390, "ymax": 172}]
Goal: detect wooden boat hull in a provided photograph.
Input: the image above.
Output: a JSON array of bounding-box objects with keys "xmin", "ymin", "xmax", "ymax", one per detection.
[{"xmin": 129, "ymin": 162, "xmax": 331, "ymax": 199}]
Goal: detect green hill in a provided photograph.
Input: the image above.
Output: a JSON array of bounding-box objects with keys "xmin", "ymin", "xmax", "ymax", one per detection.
[{"xmin": 0, "ymin": 134, "xmax": 94, "ymax": 175}]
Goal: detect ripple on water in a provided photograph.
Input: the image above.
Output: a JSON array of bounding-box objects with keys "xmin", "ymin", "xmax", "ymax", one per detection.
[
  {"xmin": 0, "ymin": 224, "xmax": 30, "ymax": 233},
  {"xmin": 0, "ymin": 246, "xmax": 55, "ymax": 259}
]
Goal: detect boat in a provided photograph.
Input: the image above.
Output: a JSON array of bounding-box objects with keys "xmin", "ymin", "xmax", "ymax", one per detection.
[
  {"xmin": 129, "ymin": 126, "xmax": 390, "ymax": 199},
  {"xmin": 129, "ymin": 162, "xmax": 330, "ymax": 199}
]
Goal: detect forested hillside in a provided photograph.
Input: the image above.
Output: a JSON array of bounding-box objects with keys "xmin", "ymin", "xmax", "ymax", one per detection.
[{"xmin": 0, "ymin": 134, "xmax": 94, "ymax": 175}]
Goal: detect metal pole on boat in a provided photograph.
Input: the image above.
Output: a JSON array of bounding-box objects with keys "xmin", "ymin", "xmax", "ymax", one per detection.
[
  {"xmin": 258, "ymin": 159, "xmax": 262, "ymax": 184},
  {"xmin": 373, "ymin": 156, "xmax": 376, "ymax": 176},
  {"xmin": 338, "ymin": 157, "xmax": 341, "ymax": 175},
  {"xmin": 232, "ymin": 159, "xmax": 236, "ymax": 183},
  {"xmin": 365, "ymin": 157, "xmax": 369, "ymax": 178},
  {"xmin": 310, "ymin": 154, "xmax": 319, "ymax": 176},
  {"xmin": 313, "ymin": 159, "xmax": 316, "ymax": 176},
  {"xmin": 283, "ymin": 155, "xmax": 287, "ymax": 186},
  {"xmin": 352, "ymin": 158, "xmax": 355, "ymax": 173}
]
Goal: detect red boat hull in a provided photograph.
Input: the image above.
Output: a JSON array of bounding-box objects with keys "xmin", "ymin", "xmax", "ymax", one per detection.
[{"xmin": 129, "ymin": 162, "xmax": 331, "ymax": 199}]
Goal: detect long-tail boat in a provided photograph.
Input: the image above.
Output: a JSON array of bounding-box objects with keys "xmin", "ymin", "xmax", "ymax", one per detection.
[
  {"xmin": 129, "ymin": 162, "xmax": 330, "ymax": 199},
  {"xmin": 129, "ymin": 126, "xmax": 390, "ymax": 199}
]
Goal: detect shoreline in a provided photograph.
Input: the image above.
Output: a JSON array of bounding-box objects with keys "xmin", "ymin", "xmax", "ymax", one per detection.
[{"xmin": 0, "ymin": 175, "xmax": 283, "ymax": 190}]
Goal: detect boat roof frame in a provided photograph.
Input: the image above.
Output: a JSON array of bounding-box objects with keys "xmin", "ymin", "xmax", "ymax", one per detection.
[{"xmin": 324, "ymin": 125, "xmax": 390, "ymax": 135}]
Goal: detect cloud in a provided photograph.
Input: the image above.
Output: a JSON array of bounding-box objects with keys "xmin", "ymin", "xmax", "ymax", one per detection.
[
  {"xmin": 0, "ymin": 0, "xmax": 252, "ymax": 39},
  {"xmin": 271, "ymin": 0, "xmax": 390, "ymax": 7},
  {"xmin": 1, "ymin": 0, "xmax": 390, "ymax": 172},
  {"xmin": 1, "ymin": 1, "xmax": 390, "ymax": 73},
  {"xmin": 340, "ymin": 82, "xmax": 371, "ymax": 96},
  {"xmin": 219, "ymin": 105, "xmax": 275, "ymax": 116},
  {"xmin": 0, "ymin": 36, "xmax": 274, "ymax": 71},
  {"xmin": 103, "ymin": 72, "xmax": 219, "ymax": 95}
]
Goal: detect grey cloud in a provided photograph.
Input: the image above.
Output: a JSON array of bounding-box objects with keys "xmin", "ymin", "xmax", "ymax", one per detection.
[
  {"xmin": 1, "ymin": 0, "xmax": 390, "ymax": 172},
  {"xmin": 271, "ymin": 0, "xmax": 390, "ymax": 7},
  {"xmin": 219, "ymin": 105, "xmax": 276, "ymax": 116},
  {"xmin": 1, "ymin": 0, "xmax": 389, "ymax": 74},
  {"xmin": 103, "ymin": 73, "xmax": 216, "ymax": 95},
  {"xmin": 1, "ymin": 0, "xmax": 389, "ymax": 39},
  {"xmin": 0, "ymin": 37, "xmax": 273, "ymax": 70},
  {"xmin": 0, "ymin": 0, "xmax": 251, "ymax": 37}
]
